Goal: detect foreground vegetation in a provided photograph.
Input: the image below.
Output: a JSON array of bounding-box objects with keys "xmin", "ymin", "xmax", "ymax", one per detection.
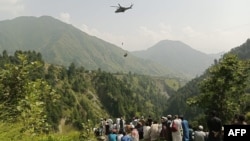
[
  {"xmin": 0, "ymin": 50, "xmax": 177, "ymax": 140},
  {"xmin": 0, "ymin": 122, "xmax": 97, "ymax": 141}
]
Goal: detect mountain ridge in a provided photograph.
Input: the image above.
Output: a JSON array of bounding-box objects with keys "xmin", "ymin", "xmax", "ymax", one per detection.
[
  {"xmin": 0, "ymin": 15, "xmax": 183, "ymax": 78},
  {"xmin": 0, "ymin": 15, "xmax": 223, "ymax": 79}
]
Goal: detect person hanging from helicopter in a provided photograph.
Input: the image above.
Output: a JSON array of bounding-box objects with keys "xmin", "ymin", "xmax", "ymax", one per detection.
[
  {"xmin": 111, "ymin": 3, "xmax": 133, "ymax": 13},
  {"xmin": 121, "ymin": 42, "xmax": 128, "ymax": 57}
]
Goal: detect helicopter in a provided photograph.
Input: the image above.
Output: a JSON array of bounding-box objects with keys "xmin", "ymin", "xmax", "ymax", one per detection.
[{"xmin": 111, "ymin": 4, "xmax": 133, "ymax": 13}]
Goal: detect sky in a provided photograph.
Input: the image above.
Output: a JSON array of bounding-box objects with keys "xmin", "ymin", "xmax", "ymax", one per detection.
[{"xmin": 0, "ymin": 0, "xmax": 250, "ymax": 54}]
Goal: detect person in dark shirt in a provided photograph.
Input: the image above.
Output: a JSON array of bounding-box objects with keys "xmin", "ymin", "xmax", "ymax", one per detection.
[
  {"xmin": 166, "ymin": 115, "xmax": 173, "ymax": 141},
  {"xmin": 119, "ymin": 117, "xmax": 125, "ymax": 132},
  {"xmin": 160, "ymin": 117, "xmax": 168, "ymax": 140},
  {"xmin": 147, "ymin": 115, "xmax": 153, "ymax": 126},
  {"xmin": 207, "ymin": 111, "xmax": 222, "ymax": 141},
  {"xmin": 188, "ymin": 124, "xmax": 194, "ymax": 141}
]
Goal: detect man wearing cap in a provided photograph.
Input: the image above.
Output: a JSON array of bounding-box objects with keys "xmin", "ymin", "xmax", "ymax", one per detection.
[
  {"xmin": 160, "ymin": 117, "xmax": 168, "ymax": 140},
  {"xmin": 194, "ymin": 125, "xmax": 206, "ymax": 141}
]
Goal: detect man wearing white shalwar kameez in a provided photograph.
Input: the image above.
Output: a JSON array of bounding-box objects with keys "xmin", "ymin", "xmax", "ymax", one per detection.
[{"xmin": 171, "ymin": 115, "xmax": 183, "ymax": 141}]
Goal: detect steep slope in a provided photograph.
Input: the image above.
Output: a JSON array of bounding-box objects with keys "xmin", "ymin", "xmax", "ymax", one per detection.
[
  {"xmin": 0, "ymin": 16, "xmax": 179, "ymax": 77},
  {"xmin": 132, "ymin": 40, "xmax": 217, "ymax": 78},
  {"xmin": 0, "ymin": 50, "xmax": 178, "ymax": 132},
  {"xmin": 164, "ymin": 38, "xmax": 250, "ymax": 120},
  {"xmin": 230, "ymin": 38, "xmax": 250, "ymax": 60}
]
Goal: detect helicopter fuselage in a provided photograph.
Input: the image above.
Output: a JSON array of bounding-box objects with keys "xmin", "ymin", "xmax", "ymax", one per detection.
[
  {"xmin": 113, "ymin": 4, "xmax": 133, "ymax": 13},
  {"xmin": 115, "ymin": 7, "xmax": 130, "ymax": 13}
]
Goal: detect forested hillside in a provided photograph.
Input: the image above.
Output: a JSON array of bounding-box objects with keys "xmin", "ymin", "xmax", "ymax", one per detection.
[
  {"xmin": 230, "ymin": 38, "xmax": 250, "ymax": 60},
  {"xmin": 165, "ymin": 39, "xmax": 250, "ymax": 127},
  {"xmin": 0, "ymin": 50, "xmax": 178, "ymax": 140}
]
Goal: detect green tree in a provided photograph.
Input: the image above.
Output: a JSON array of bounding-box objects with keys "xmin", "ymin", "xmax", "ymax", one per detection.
[
  {"xmin": 187, "ymin": 53, "xmax": 250, "ymax": 124},
  {"xmin": 0, "ymin": 53, "xmax": 59, "ymax": 135}
]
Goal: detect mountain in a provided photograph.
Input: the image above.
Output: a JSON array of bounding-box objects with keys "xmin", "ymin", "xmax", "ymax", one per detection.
[
  {"xmin": 164, "ymin": 38, "xmax": 250, "ymax": 121},
  {"xmin": 132, "ymin": 40, "xmax": 218, "ymax": 78},
  {"xmin": 0, "ymin": 16, "xmax": 181, "ymax": 77}
]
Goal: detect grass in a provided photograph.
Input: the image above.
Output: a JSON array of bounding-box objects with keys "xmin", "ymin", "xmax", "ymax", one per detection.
[{"xmin": 0, "ymin": 122, "xmax": 98, "ymax": 141}]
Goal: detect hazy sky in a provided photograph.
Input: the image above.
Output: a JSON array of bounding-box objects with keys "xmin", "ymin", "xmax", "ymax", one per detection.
[{"xmin": 0, "ymin": 0, "xmax": 250, "ymax": 54}]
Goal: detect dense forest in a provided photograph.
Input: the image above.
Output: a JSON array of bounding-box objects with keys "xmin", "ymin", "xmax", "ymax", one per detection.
[{"xmin": 0, "ymin": 50, "xmax": 178, "ymax": 140}]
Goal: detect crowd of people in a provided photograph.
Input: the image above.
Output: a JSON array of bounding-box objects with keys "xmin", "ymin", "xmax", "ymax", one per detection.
[{"xmin": 94, "ymin": 111, "xmax": 248, "ymax": 141}]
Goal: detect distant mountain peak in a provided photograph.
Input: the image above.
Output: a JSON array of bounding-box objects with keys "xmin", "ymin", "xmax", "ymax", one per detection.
[
  {"xmin": 149, "ymin": 39, "xmax": 194, "ymax": 51},
  {"xmin": 132, "ymin": 39, "xmax": 216, "ymax": 78}
]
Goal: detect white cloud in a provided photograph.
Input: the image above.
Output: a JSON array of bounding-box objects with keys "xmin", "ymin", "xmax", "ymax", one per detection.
[
  {"xmin": 80, "ymin": 24, "xmax": 102, "ymax": 37},
  {"xmin": 0, "ymin": 0, "xmax": 25, "ymax": 16},
  {"xmin": 59, "ymin": 12, "xmax": 71, "ymax": 24},
  {"xmin": 136, "ymin": 23, "xmax": 174, "ymax": 48},
  {"xmin": 181, "ymin": 26, "xmax": 200, "ymax": 37},
  {"xmin": 139, "ymin": 23, "xmax": 173, "ymax": 41},
  {"xmin": 139, "ymin": 26, "xmax": 157, "ymax": 39},
  {"xmin": 173, "ymin": 24, "xmax": 250, "ymax": 54},
  {"xmin": 80, "ymin": 24, "xmax": 90, "ymax": 34},
  {"xmin": 79, "ymin": 23, "xmax": 125, "ymax": 48}
]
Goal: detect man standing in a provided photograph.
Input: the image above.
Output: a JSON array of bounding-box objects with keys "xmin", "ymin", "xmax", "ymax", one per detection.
[
  {"xmin": 119, "ymin": 117, "xmax": 125, "ymax": 133},
  {"xmin": 207, "ymin": 111, "xmax": 222, "ymax": 141},
  {"xmin": 149, "ymin": 120, "xmax": 160, "ymax": 141},
  {"xmin": 179, "ymin": 115, "xmax": 189, "ymax": 141},
  {"xmin": 171, "ymin": 115, "xmax": 183, "ymax": 141},
  {"xmin": 166, "ymin": 115, "xmax": 173, "ymax": 141},
  {"xmin": 160, "ymin": 117, "xmax": 168, "ymax": 140},
  {"xmin": 194, "ymin": 125, "xmax": 206, "ymax": 141}
]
